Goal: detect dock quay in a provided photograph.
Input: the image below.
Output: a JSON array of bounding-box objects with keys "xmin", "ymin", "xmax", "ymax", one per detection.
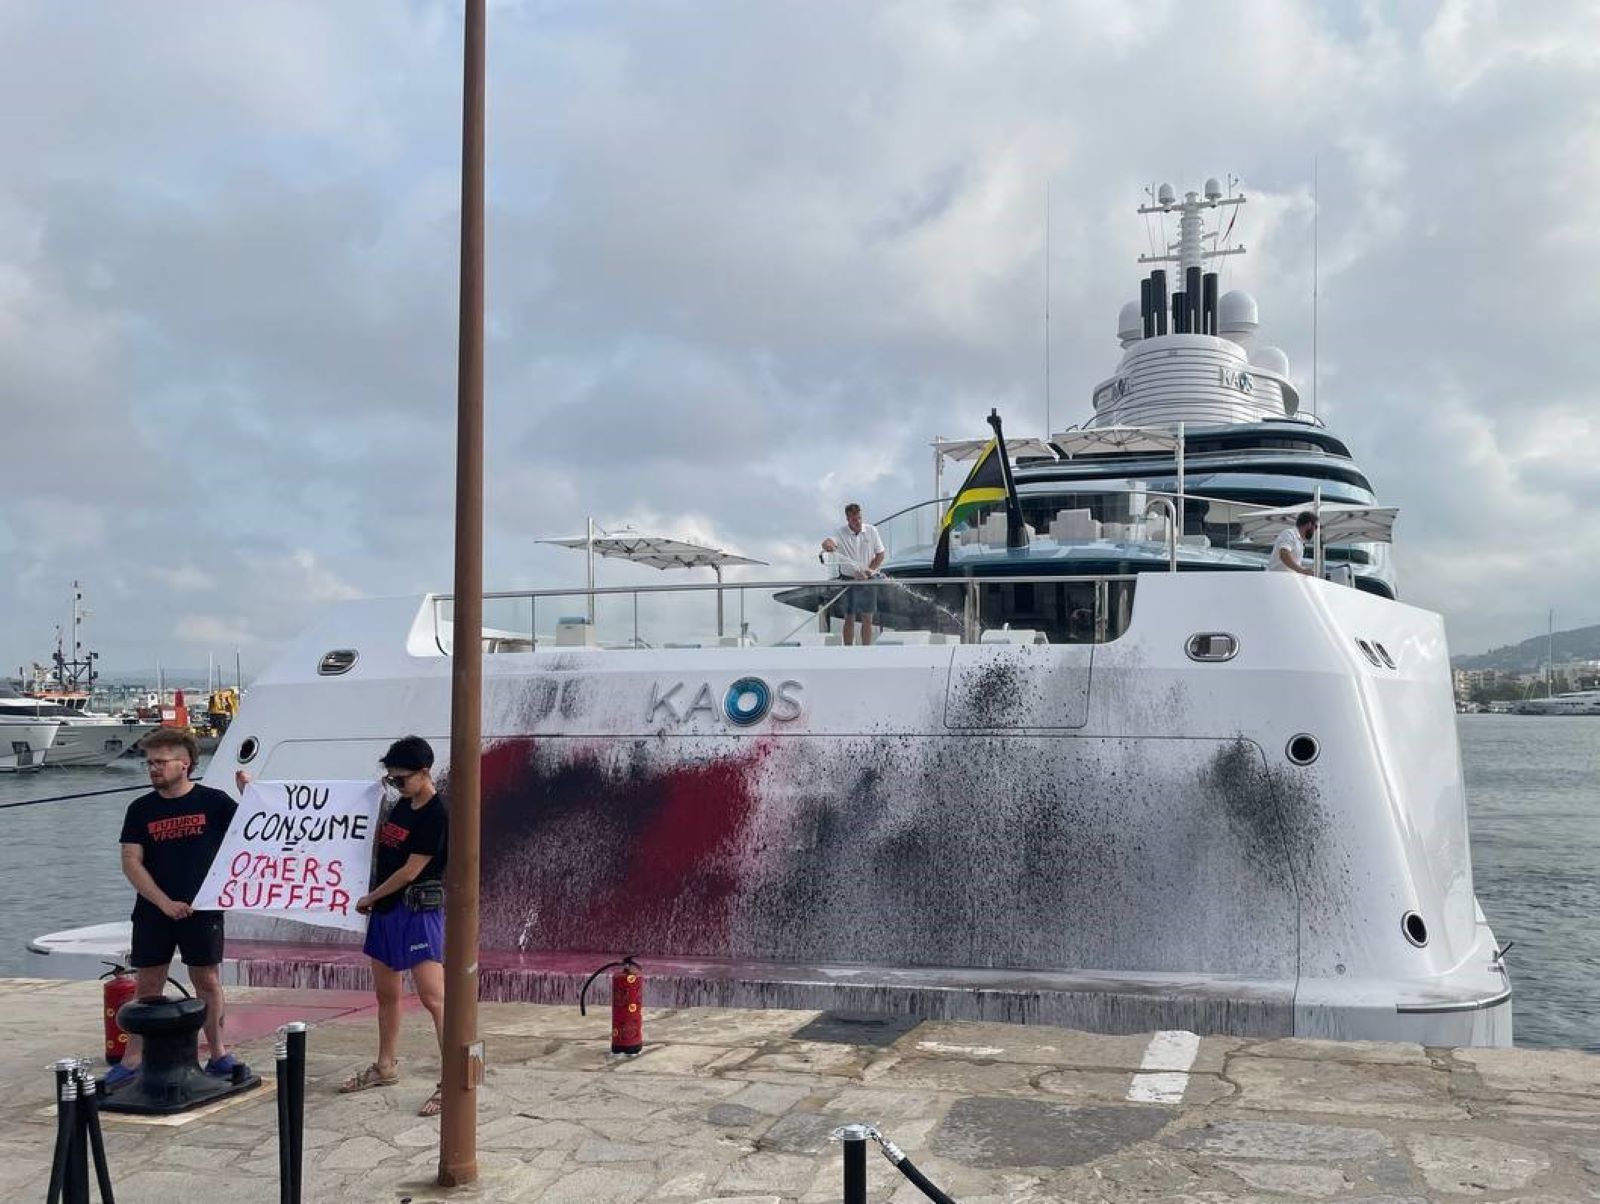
[{"xmin": 3, "ymin": 978, "xmax": 1599, "ymax": 1202}]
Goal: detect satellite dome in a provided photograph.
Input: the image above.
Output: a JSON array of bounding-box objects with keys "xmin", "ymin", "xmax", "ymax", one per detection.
[
  {"xmin": 1217, "ymin": 290, "xmax": 1259, "ymax": 338},
  {"xmin": 1204, "ymin": 177, "xmax": 1222, "ymax": 201},
  {"xmin": 1251, "ymin": 345, "xmax": 1290, "ymax": 377},
  {"xmin": 1157, "ymin": 183, "xmax": 1175, "ymax": 207},
  {"xmin": 1117, "ymin": 300, "xmax": 1143, "ymax": 346}
]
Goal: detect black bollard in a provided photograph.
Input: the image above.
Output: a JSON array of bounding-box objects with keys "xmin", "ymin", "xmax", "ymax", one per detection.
[
  {"xmin": 74, "ymin": 1065, "xmax": 116, "ymax": 1204},
  {"xmin": 283, "ymin": 1022, "xmax": 307, "ymax": 1204},
  {"xmin": 275, "ymin": 1029, "xmax": 291, "ymax": 1204},
  {"xmin": 102, "ymin": 996, "xmax": 260, "ymax": 1116},
  {"xmin": 835, "ymin": 1123, "xmax": 868, "ymax": 1204}
]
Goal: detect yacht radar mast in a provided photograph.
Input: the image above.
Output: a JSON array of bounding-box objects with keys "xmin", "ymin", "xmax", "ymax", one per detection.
[{"xmin": 1138, "ymin": 178, "xmax": 1246, "ymax": 276}]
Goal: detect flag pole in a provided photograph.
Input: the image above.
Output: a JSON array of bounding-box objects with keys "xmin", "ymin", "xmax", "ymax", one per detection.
[{"xmin": 438, "ymin": 0, "xmax": 485, "ymax": 1186}]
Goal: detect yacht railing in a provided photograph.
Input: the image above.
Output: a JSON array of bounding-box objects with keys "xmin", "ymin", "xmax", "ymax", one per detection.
[
  {"xmin": 874, "ymin": 487, "xmax": 1384, "ymax": 567},
  {"xmin": 429, "ymin": 573, "xmax": 1142, "ymax": 656}
]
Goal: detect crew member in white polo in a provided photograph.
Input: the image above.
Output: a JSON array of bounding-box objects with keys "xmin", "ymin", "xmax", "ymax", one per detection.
[
  {"xmin": 820, "ymin": 502, "xmax": 887, "ymax": 645},
  {"xmin": 1267, "ymin": 511, "xmax": 1319, "ymax": 577}
]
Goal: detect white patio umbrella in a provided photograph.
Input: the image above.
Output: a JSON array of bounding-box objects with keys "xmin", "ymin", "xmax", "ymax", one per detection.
[
  {"xmin": 931, "ymin": 435, "xmax": 1058, "ymax": 498},
  {"xmin": 1237, "ymin": 502, "xmax": 1398, "ymax": 546},
  {"xmin": 1051, "ymin": 424, "xmax": 1190, "ymax": 501},
  {"xmin": 537, "ymin": 523, "xmax": 767, "ymax": 636}
]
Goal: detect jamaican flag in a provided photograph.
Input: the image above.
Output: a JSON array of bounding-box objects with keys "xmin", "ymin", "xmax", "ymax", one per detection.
[{"xmin": 932, "ymin": 409, "xmax": 1026, "ymax": 574}]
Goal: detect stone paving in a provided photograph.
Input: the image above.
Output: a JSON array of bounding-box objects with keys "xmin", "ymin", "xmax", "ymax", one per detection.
[{"xmin": 3, "ymin": 977, "xmax": 1600, "ymax": 1202}]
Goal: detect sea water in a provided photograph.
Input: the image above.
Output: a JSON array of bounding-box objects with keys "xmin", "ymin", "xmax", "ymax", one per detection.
[{"xmin": 0, "ymin": 719, "xmax": 1592, "ymax": 1049}]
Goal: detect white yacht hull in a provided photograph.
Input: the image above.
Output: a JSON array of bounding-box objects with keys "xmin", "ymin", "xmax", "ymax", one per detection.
[
  {"xmin": 0, "ymin": 719, "xmax": 58, "ymax": 772},
  {"xmin": 211, "ymin": 572, "xmax": 1511, "ymax": 1045},
  {"xmin": 43, "ymin": 719, "xmax": 158, "ymax": 767}
]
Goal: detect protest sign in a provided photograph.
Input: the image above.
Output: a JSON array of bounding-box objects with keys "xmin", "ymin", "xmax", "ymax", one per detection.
[{"xmin": 193, "ymin": 780, "xmax": 382, "ymax": 933}]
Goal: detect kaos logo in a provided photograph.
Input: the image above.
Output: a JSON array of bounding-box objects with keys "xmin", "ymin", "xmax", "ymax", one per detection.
[{"xmin": 647, "ymin": 676, "xmax": 804, "ymax": 727}]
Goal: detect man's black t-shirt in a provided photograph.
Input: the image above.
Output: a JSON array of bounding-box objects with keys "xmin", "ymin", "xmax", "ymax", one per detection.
[
  {"xmin": 371, "ymin": 793, "xmax": 448, "ymax": 913},
  {"xmin": 119, "ymin": 784, "xmax": 238, "ymax": 918}
]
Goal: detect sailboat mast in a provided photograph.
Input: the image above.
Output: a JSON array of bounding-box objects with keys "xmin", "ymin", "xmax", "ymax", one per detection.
[{"xmin": 1547, "ymin": 608, "xmax": 1554, "ymax": 698}]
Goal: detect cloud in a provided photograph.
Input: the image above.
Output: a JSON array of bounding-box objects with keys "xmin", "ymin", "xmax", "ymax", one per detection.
[{"xmin": 1, "ymin": 0, "xmax": 1597, "ymax": 673}]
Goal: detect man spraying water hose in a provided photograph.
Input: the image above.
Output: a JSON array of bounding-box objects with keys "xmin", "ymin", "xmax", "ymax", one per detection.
[{"xmin": 820, "ymin": 502, "xmax": 886, "ymax": 645}]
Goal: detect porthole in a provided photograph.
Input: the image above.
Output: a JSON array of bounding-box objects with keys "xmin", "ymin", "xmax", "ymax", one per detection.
[
  {"xmin": 1186, "ymin": 633, "xmax": 1239, "ymax": 662},
  {"xmin": 318, "ymin": 649, "xmax": 359, "ymax": 676},
  {"xmin": 236, "ymin": 737, "xmax": 259, "ymax": 765},
  {"xmin": 1286, "ymin": 733, "xmax": 1320, "ymax": 765},
  {"xmin": 1373, "ymin": 642, "xmax": 1396, "ymax": 669},
  {"xmin": 1355, "ymin": 639, "xmax": 1382, "ymax": 667},
  {"xmin": 1402, "ymin": 911, "xmax": 1429, "ymax": 948}
]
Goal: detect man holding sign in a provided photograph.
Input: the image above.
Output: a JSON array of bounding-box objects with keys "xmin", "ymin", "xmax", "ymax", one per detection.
[{"xmin": 108, "ymin": 730, "xmax": 239, "ymax": 1090}]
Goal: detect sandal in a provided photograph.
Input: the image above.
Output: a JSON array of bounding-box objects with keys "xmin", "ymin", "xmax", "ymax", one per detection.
[
  {"xmin": 418, "ymin": 1083, "xmax": 443, "ymax": 1117},
  {"xmin": 339, "ymin": 1062, "xmax": 399, "ymax": 1093}
]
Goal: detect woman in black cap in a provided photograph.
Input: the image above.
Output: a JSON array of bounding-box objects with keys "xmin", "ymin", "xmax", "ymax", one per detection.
[{"xmin": 338, "ymin": 734, "xmax": 449, "ymax": 1117}]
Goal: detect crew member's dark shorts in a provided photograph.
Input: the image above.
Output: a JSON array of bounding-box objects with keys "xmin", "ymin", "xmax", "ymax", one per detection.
[
  {"xmin": 839, "ymin": 581, "xmax": 878, "ymax": 616},
  {"xmin": 130, "ymin": 908, "xmax": 226, "ymax": 969}
]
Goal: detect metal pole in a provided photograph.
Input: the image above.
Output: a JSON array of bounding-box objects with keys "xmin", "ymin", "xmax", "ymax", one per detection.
[
  {"xmin": 61, "ymin": 1061, "xmax": 88, "ymax": 1204},
  {"xmin": 285, "ymin": 1022, "xmax": 306, "ymax": 1204},
  {"xmin": 1175, "ymin": 422, "xmax": 1185, "ymax": 528},
  {"xmin": 275, "ymin": 1029, "xmax": 290, "ymax": 1204},
  {"xmin": 837, "ymin": 1124, "xmax": 869, "ymax": 1204},
  {"xmin": 586, "ymin": 516, "xmax": 596, "ymax": 625},
  {"xmin": 715, "ymin": 565, "xmax": 724, "ymax": 638},
  {"xmin": 47, "ymin": 1060, "xmax": 77, "ymax": 1204},
  {"xmin": 1313, "ymin": 485, "xmax": 1323, "ymax": 579},
  {"xmin": 439, "ymin": 0, "xmax": 485, "ymax": 1186},
  {"xmin": 75, "ymin": 1065, "xmax": 114, "ymax": 1204}
]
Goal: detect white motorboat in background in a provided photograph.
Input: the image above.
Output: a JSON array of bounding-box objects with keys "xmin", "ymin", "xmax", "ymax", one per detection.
[
  {"xmin": 0, "ymin": 716, "xmax": 58, "ymax": 772},
  {"xmin": 8, "ymin": 582, "xmax": 160, "ymax": 766},
  {"xmin": 1511, "ymin": 689, "xmax": 1600, "ymax": 716},
  {"xmin": 0, "ymin": 685, "xmax": 155, "ymax": 767}
]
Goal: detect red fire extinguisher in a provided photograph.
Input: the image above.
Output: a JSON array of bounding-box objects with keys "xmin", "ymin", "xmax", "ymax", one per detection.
[
  {"xmin": 579, "ymin": 957, "xmax": 644, "ymax": 1056},
  {"xmin": 100, "ymin": 962, "xmax": 139, "ymax": 1064}
]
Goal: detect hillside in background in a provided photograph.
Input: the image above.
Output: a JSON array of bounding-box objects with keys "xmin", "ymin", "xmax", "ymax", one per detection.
[{"xmin": 1453, "ymin": 624, "xmax": 1600, "ymax": 672}]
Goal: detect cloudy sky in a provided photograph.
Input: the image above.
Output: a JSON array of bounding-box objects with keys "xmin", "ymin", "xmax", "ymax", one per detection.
[{"xmin": 2, "ymin": 0, "xmax": 1596, "ymax": 679}]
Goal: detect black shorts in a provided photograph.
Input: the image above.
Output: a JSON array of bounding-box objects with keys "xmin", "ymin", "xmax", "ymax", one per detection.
[{"xmin": 130, "ymin": 908, "xmax": 226, "ymax": 969}]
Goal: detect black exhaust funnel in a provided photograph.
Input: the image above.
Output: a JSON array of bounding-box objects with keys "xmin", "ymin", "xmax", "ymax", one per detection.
[
  {"xmin": 1151, "ymin": 270, "xmax": 1168, "ymax": 336},
  {"xmin": 1202, "ymin": 271, "xmax": 1219, "ymax": 335},
  {"xmin": 1186, "ymin": 266, "xmax": 1202, "ymax": 336},
  {"xmin": 1140, "ymin": 277, "xmax": 1154, "ymax": 338}
]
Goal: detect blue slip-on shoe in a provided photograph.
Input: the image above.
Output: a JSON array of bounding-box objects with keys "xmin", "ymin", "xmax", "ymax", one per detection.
[
  {"xmin": 204, "ymin": 1053, "xmax": 240, "ymax": 1078},
  {"xmin": 102, "ymin": 1063, "xmax": 138, "ymax": 1092}
]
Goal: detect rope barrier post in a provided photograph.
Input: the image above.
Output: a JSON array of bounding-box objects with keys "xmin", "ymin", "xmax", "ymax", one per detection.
[
  {"xmin": 284, "ymin": 1022, "xmax": 307, "ymax": 1204},
  {"xmin": 274, "ymin": 1028, "xmax": 291, "ymax": 1204},
  {"xmin": 46, "ymin": 1060, "xmax": 78, "ymax": 1204},
  {"xmin": 831, "ymin": 1123, "xmax": 870, "ymax": 1204},
  {"xmin": 74, "ymin": 1064, "xmax": 115, "ymax": 1204},
  {"xmin": 60, "ymin": 1058, "xmax": 90, "ymax": 1204}
]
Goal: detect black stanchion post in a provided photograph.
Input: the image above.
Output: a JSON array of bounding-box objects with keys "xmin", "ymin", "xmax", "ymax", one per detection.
[
  {"xmin": 46, "ymin": 1060, "xmax": 77, "ymax": 1204},
  {"xmin": 275, "ymin": 1028, "xmax": 291, "ymax": 1204},
  {"xmin": 60, "ymin": 1058, "xmax": 89, "ymax": 1204},
  {"xmin": 834, "ymin": 1123, "xmax": 869, "ymax": 1204},
  {"xmin": 74, "ymin": 1064, "xmax": 115, "ymax": 1204},
  {"xmin": 284, "ymin": 1021, "xmax": 307, "ymax": 1204}
]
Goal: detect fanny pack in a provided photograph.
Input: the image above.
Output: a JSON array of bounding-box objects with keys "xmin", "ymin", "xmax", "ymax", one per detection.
[{"xmin": 405, "ymin": 880, "xmax": 446, "ymax": 912}]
